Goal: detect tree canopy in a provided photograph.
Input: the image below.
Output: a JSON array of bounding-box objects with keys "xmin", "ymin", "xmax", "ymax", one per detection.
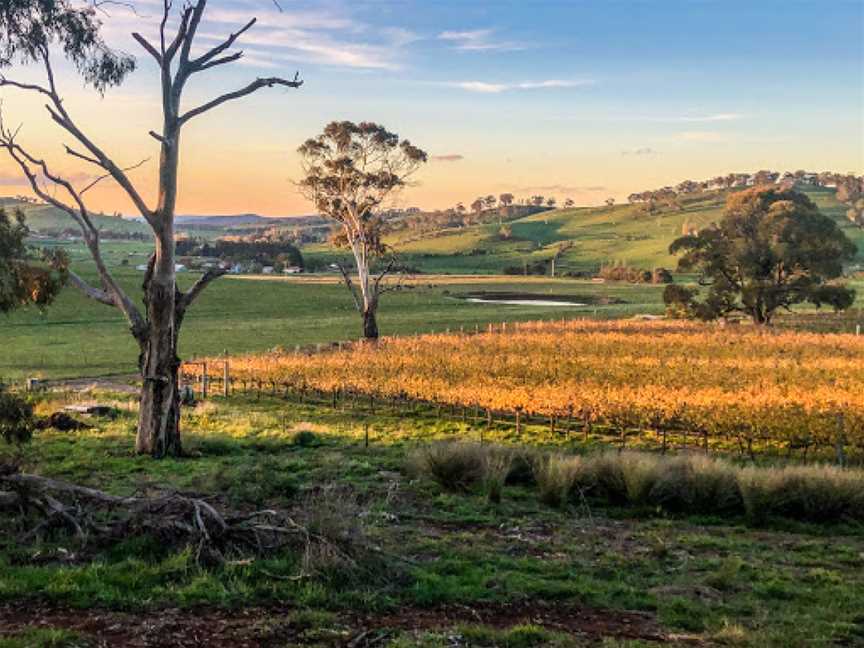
[
  {"xmin": 0, "ymin": 208, "xmax": 67, "ymax": 313},
  {"xmin": 665, "ymin": 186, "xmax": 857, "ymax": 324},
  {"xmin": 0, "ymin": 0, "xmax": 135, "ymax": 92}
]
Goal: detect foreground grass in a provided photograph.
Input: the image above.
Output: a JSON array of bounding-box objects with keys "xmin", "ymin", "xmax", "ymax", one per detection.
[{"xmin": 1, "ymin": 394, "xmax": 863, "ymax": 646}]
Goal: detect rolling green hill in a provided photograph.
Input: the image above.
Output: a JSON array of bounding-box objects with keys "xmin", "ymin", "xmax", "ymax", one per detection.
[
  {"xmin": 0, "ymin": 197, "xmax": 150, "ymax": 236},
  {"xmin": 361, "ymin": 186, "xmax": 863, "ymax": 275}
]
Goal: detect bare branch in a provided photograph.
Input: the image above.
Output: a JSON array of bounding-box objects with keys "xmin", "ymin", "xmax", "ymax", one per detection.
[
  {"xmin": 80, "ymin": 157, "xmax": 149, "ymax": 195},
  {"xmin": 189, "ymin": 18, "xmax": 256, "ymax": 70},
  {"xmin": 373, "ymin": 256, "xmax": 399, "ymax": 295},
  {"xmin": 0, "ymin": 113, "xmax": 147, "ymax": 337},
  {"xmin": 179, "ymin": 74, "xmax": 303, "ymax": 125},
  {"xmin": 196, "ymin": 52, "xmax": 244, "ymax": 72},
  {"xmin": 131, "ymin": 33, "xmax": 162, "ymax": 63},
  {"xmin": 178, "ymin": 268, "xmax": 228, "ymax": 312},
  {"xmin": 0, "ymin": 76, "xmax": 51, "ymax": 97},
  {"xmin": 68, "ymin": 271, "xmax": 114, "ymax": 306},
  {"xmin": 335, "ymin": 261, "xmax": 362, "ymax": 312},
  {"xmin": 64, "ymin": 145, "xmax": 101, "ymax": 167}
]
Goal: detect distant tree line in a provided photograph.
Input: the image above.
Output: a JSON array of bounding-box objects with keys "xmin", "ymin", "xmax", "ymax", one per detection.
[
  {"xmin": 628, "ymin": 170, "xmax": 864, "ymax": 225},
  {"xmin": 175, "ymin": 238, "xmax": 304, "ymax": 270}
]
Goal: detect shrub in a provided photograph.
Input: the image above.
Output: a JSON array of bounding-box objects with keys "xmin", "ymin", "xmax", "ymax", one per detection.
[
  {"xmin": 296, "ymin": 484, "xmax": 377, "ymax": 583},
  {"xmin": 0, "ymin": 385, "xmax": 34, "ymax": 444},
  {"xmin": 292, "ymin": 430, "xmax": 320, "ymax": 447}
]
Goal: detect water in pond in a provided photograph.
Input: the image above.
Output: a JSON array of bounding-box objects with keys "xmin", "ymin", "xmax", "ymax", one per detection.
[{"xmin": 464, "ymin": 297, "xmax": 587, "ymax": 307}]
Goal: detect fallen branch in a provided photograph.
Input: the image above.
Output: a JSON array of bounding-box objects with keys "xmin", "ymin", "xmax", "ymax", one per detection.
[{"xmin": 0, "ymin": 470, "xmax": 316, "ymax": 565}]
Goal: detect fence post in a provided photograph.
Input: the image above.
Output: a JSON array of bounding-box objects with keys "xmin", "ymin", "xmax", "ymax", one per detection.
[
  {"xmin": 223, "ymin": 350, "xmax": 229, "ymax": 398},
  {"xmin": 202, "ymin": 361, "xmax": 208, "ymax": 400}
]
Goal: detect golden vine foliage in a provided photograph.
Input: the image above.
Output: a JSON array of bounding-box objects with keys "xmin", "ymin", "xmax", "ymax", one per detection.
[{"xmin": 190, "ymin": 320, "xmax": 864, "ymax": 451}]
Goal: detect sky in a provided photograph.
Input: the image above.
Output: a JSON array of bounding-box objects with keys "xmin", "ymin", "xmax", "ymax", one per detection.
[{"xmin": 0, "ymin": 0, "xmax": 862, "ymax": 216}]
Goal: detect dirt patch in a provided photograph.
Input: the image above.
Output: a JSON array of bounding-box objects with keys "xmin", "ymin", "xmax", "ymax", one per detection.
[
  {"xmin": 351, "ymin": 601, "xmax": 668, "ymax": 642},
  {"xmin": 0, "ymin": 601, "xmax": 671, "ymax": 646}
]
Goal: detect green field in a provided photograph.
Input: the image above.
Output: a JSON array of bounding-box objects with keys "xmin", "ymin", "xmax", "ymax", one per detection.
[{"xmin": 0, "ymin": 265, "xmax": 667, "ymax": 380}]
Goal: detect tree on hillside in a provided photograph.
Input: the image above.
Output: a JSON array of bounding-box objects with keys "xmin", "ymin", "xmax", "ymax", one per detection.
[
  {"xmin": 665, "ymin": 187, "xmax": 856, "ymax": 325},
  {"xmin": 546, "ymin": 197, "xmax": 557, "ymax": 208},
  {"xmin": 499, "ymin": 193, "xmax": 514, "ymax": 208},
  {"xmin": 471, "ymin": 198, "xmax": 484, "ymax": 215},
  {"xmin": 297, "ymin": 121, "xmax": 427, "ymax": 340},
  {"xmin": 530, "ymin": 195, "xmax": 545, "ymax": 207},
  {"xmin": 0, "ymin": 0, "xmax": 302, "ymax": 457},
  {"xmin": 563, "ymin": 198, "xmax": 574, "ymax": 209},
  {"xmin": 0, "ymin": 209, "xmax": 67, "ymax": 314},
  {"xmin": 605, "ymin": 197, "xmax": 615, "ymax": 208},
  {"xmin": 484, "ymin": 195, "xmax": 497, "ymax": 211}
]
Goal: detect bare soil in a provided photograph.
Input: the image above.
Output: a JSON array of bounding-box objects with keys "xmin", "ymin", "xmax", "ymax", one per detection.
[{"xmin": 0, "ymin": 601, "xmax": 676, "ymax": 647}]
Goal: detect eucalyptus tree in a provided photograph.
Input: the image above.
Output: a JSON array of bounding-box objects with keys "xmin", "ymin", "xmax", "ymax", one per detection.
[
  {"xmin": 666, "ymin": 187, "xmax": 856, "ymax": 325},
  {"xmin": 297, "ymin": 121, "xmax": 426, "ymax": 340},
  {"xmin": 0, "ymin": 0, "xmax": 302, "ymax": 457}
]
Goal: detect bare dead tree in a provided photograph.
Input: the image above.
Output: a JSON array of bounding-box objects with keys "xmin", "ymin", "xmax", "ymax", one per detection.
[
  {"xmin": 0, "ymin": 0, "xmax": 302, "ymax": 457},
  {"xmin": 297, "ymin": 121, "xmax": 426, "ymax": 339}
]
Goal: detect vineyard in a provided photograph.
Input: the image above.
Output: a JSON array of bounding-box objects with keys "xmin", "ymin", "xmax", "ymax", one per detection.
[{"xmin": 188, "ymin": 320, "xmax": 864, "ymax": 460}]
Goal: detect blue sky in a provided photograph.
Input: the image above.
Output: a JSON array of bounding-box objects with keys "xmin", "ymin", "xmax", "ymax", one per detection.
[{"xmin": 0, "ymin": 0, "xmax": 861, "ymax": 215}]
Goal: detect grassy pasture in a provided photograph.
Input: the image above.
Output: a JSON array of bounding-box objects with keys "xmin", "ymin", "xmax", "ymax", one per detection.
[
  {"xmin": 0, "ymin": 264, "xmax": 667, "ymax": 381},
  {"xmin": 1, "ymin": 393, "xmax": 863, "ymax": 646}
]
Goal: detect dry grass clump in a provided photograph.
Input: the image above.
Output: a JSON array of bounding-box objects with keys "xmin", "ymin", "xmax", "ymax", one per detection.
[
  {"xmin": 534, "ymin": 454, "xmax": 585, "ymax": 507},
  {"xmin": 410, "ymin": 442, "xmax": 520, "ymax": 502},
  {"xmin": 738, "ymin": 464, "xmax": 864, "ymax": 523},
  {"xmin": 482, "ymin": 452, "xmax": 513, "ymax": 504},
  {"xmin": 410, "ymin": 441, "xmax": 487, "ymax": 492},
  {"xmin": 649, "ymin": 454, "xmax": 741, "ymax": 514},
  {"xmin": 408, "ymin": 441, "xmax": 864, "ymax": 524},
  {"xmin": 296, "ymin": 485, "xmax": 370, "ymax": 581}
]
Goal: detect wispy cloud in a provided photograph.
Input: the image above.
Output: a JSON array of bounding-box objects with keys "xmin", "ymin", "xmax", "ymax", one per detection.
[
  {"xmin": 677, "ymin": 113, "xmax": 743, "ymax": 122},
  {"xmin": 677, "ymin": 131, "xmax": 727, "ymax": 142},
  {"xmin": 0, "ymin": 170, "xmax": 99, "ymax": 186},
  {"xmin": 438, "ymin": 28, "xmax": 524, "ymax": 52},
  {"xmin": 450, "ymin": 79, "xmax": 593, "ymax": 93},
  {"xmin": 431, "ymin": 154, "xmax": 465, "ymax": 162},
  {"xmin": 97, "ymin": 2, "xmax": 415, "ymax": 70},
  {"xmin": 621, "ymin": 147, "xmax": 659, "ymax": 156},
  {"xmin": 609, "ymin": 113, "xmax": 744, "ymax": 123}
]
